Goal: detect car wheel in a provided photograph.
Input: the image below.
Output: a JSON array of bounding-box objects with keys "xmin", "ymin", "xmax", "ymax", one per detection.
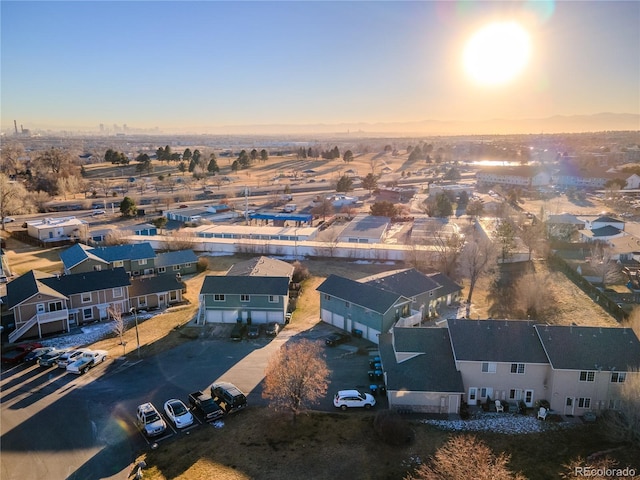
[
  {"xmin": 364, "ymin": 404, "xmax": 371, "ymax": 410},
  {"xmin": 82, "ymin": 367, "xmax": 88, "ymax": 374},
  {"xmin": 340, "ymin": 405, "xmax": 347, "ymax": 411}
]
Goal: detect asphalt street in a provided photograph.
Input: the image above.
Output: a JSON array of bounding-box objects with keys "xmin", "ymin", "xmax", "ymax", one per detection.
[{"xmin": 0, "ymin": 323, "xmax": 380, "ymax": 480}]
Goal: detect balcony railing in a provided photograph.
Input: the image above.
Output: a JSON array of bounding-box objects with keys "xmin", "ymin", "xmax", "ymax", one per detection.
[{"xmin": 37, "ymin": 309, "xmax": 69, "ymax": 323}]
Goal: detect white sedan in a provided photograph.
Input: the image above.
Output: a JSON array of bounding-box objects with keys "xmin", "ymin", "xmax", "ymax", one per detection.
[
  {"xmin": 163, "ymin": 399, "xmax": 194, "ymax": 429},
  {"xmin": 66, "ymin": 350, "xmax": 108, "ymax": 374}
]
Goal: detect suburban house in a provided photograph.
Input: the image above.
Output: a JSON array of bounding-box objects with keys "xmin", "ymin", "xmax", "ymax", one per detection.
[
  {"xmin": 317, "ymin": 275, "xmax": 417, "ymax": 344},
  {"xmin": 60, "ymin": 243, "xmax": 156, "ymax": 275},
  {"xmin": 129, "ymin": 275, "xmax": 185, "ymax": 311},
  {"xmin": 198, "ymin": 276, "xmax": 290, "ymax": 324},
  {"xmin": 225, "ymin": 256, "xmax": 294, "ymax": 278},
  {"xmin": 336, "ymin": 214, "xmax": 390, "ymax": 244},
  {"xmin": 60, "ymin": 242, "xmax": 198, "ymax": 277},
  {"xmin": 6, "ymin": 268, "xmax": 131, "ymax": 343},
  {"xmin": 26, "ymin": 216, "xmax": 88, "ymax": 244},
  {"xmin": 378, "ymin": 327, "xmax": 464, "ymax": 414},
  {"xmin": 318, "ymin": 269, "xmax": 462, "ymax": 342},
  {"xmin": 578, "ymin": 215, "xmax": 626, "ymax": 243},
  {"xmin": 376, "ymin": 319, "xmax": 640, "ymax": 416}
]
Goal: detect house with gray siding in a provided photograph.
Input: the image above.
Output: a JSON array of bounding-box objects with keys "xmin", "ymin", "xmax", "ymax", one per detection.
[
  {"xmin": 198, "ymin": 276, "xmax": 290, "ymax": 324},
  {"xmin": 154, "ymin": 250, "xmax": 198, "ymax": 276},
  {"xmin": 129, "ymin": 275, "xmax": 185, "ymax": 310},
  {"xmin": 60, "ymin": 243, "xmax": 157, "ymax": 275}
]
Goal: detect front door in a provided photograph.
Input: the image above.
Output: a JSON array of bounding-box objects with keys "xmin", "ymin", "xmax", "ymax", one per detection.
[
  {"xmin": 564, "ymin": 397, "xmax": 575, "ymax": 415},
  {"xmin": 468, "ymin": 387, "xmax": 478, "ymax": 406}
]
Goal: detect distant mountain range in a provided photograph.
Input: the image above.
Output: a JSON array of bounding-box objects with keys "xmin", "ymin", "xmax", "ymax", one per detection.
[{"xmin": 198, "ymin": 112, "xmax": 639, "ymax": 136}]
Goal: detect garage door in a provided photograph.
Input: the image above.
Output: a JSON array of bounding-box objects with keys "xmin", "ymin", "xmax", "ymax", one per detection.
[
  {"xmin": 366, "ymin": 328, "xmax": 380, "ymax": 344},
  {"xmin": 353, "ymin": 321, "xmax": 367, "ymax": 335},
  {"xmin": 250, "ymin": 311, "xmax": 267, "ymax": 323},
  {"xmin": 222, "ymin": 310, "xmax": 238, "ymax": 323},
  {"xmin": 332, "ymin": 314, "xmax": 344, "ymax": 329},
  {"xmin": 206, "ymin": 310, "xmax": 223, "ymax": 323},
  {"xmin": 321, "ymin": 309, "xmax": 332, "ymax": 324},
  {"xmin": 267, "ymin": 311, "xmax": 284, "ymax": 322}
]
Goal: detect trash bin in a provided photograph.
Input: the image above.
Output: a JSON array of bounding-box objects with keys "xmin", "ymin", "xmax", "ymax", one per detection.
[
  {"xmin": 353, "ymin": 329, "xmax": 363, "ymax": 339},
  {"xmin": 369, "ymin": 384, "xmax": 378, "ymax": 396},
  {"xmin": 375, "ymin": 370, "xmax": 383, "ymax": 380}
]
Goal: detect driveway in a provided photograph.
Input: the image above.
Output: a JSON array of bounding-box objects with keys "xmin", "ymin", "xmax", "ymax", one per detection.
[{"xmin": 0, "ymin": 321, "xmax": 383, "ymax": 480}]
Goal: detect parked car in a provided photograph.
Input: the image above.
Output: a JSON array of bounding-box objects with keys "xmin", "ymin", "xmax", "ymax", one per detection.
[
  {"xmin": 265, "ymin": 322, "xmax": 281, "ymax": 336},
  {"xmin": 188, "ymin": 391, "xmax": 224, "ymax": 421},
  {"xmin": 325, "ymin": 332, "xmax": 351, "ymax": 347},
  {"xmin": 56, "ymin": 349, "xmax": 89, "ymax": 369},
  {"xmin": 2, "ymin": 216, "xmax": 15, "ymax": 223},
  {"xmin": 333, "ymin": 390, "xmax": 376, "ymax": 410},
  {"xmin": 38, "ymin": 348, "xmax": 69, "ymax": 367},
  {"xmin": 246, "ymin": 325, "xmax": 260, "ymax": 339},
  {"xmin": 23, "ymin": 347, "xmax": 55, "ymax": 363},
  {"xmin": 91, "ymin": 210, "xmax": 106, "ymax": 216},
  {"xmin": 210, "ymin": 382, "xmax": 247, "ymax": 414},
  {"xmin": 163, "ymin": 399, "xmax": 194, "ymax": 428},
  {"xmin": 136, "ymin": 403, "xmax": 167, "ymax": 437},
  {"xmin": 66, "ymin": 350, "xmax": 108, "ymax": 374},
  {"xmin": 1, "ymin": 342, "xmax": 43, "ymax": 364},
  {"xmin": 230, "ymin": 323, "xmax": 246, "ymax": 341}
]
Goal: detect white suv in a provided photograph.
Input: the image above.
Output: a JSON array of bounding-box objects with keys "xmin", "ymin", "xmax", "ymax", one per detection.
[
  {"xmin": 136, "ymin": 403, "xmax": 167, "ymax": 437},
  {"xmin": 333, "ymin": 390, "xmax": 376, "ymax": 410}
]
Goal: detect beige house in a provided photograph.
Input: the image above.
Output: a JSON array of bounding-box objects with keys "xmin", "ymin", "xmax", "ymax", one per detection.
[{"xmin": 26, "ymin": 216, "xmax": 88, "ymax": 243}]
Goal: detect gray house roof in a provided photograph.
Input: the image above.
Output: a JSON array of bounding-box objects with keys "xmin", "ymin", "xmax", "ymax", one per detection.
[
  {"xmin": 155, "ymin": 250, "xmax": 198, "ymax": 268},
  {"xmin": 226, "ymin": 256, "xmax": 294, "ymax": 278},
  {"xmin": 7, "ymin": 270, "xmax": 67, "ymax": 309},
  {"xmin": 535, "ymin": 325, "xmax": 640, "ymax": 371},
  {"xmin": 447, "ymin": 319, "xmax": 549, "ymax": 364},
  {"xmin": 428, "ymin": 272, "xmax": 462, "ymax": 298},
  {"xmin": 317, "ymin": 275, "xmax": 408, "ymax": 315},
  {"xmin": 91, "ymin": 243, "xmax": 156, "ymax": 262},
  {"xmin": 60, "ymin": 243, "xmax": 108, "ymax": 270},
  {"xmin": 129, "ymin": 275, "xmax": 184, "ymax": 297},
  {"xmin": 39, "ymin": 268, "xmax": 131, "ymax": 296},
  {"xmin": 365, "ymin": 268, "xmax": 440, "ymax": 297},
  {"xmin": 379, "ymin": 328, "xmax": 464, "ymax": 393},
  {"xmin": 200, "ymin": 276, "xmax": 290, "ymax": 295}
]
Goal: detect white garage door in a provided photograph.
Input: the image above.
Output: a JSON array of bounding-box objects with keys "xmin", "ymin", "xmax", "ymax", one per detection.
[
  {"xmin": 332, "ymin": 314, "xmax": 344, "ymax": 329},
  {"xmin": 222, "ymin": 310, "xmax": 238, "ymax": 323},
  {"xmin": 267, "ymin": 311, "xmax": 284, "ymax": 322},
  {"xmin": 366, "ymin": 328, "xmax": 380, "ymax": 344},
  {"xmin": 206, "ymin": 310, "xmax": 223, "ymax": 323},
  {"xmin": 250, "ymin": 311, "xmax": 267, "ymax": 323},
  {"xmin": 321, "ymin": 309, "xmax": 332, "ymax": 323},
  {"xmin": 353, "ymin": 321, "xmax": 367, "ymax": 335}
]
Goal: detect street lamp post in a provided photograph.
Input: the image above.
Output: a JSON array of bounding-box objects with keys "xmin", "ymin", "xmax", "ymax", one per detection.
[{"xmin": 130, "ymin": 307, "xmax": 140, "ymax": 357}]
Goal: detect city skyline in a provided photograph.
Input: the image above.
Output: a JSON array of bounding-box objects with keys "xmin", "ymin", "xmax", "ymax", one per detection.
[{"xmin": 1, "ymin": 1, "xmax": 639, "ymax": 134}]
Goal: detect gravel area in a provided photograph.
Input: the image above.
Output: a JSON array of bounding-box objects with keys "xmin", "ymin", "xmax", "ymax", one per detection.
[{"xmin": 422, "ymin": 412, "xmax": 578, "ymax": 435}]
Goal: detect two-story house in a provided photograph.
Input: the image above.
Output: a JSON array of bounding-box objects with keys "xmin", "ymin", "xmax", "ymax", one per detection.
[
  {"xmin": 61, "ymin": 243, "xmax": 157, "ymax": 275},
  {"xmin": 198, "ymin": 276, "xmax": 290, "ymax": 324},
  {"xmin": 7, "ymin": 268, "xmax": 131, "ymax": 342},
  {"xmin": 317, "ymin": 275, "xmax": 416, "ymax": 344}
]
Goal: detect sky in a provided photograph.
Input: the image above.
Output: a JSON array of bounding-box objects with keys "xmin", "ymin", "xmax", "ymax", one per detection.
[{"xmin": 1, "ymin": 0, "xmax": 639, "ymax": 133}]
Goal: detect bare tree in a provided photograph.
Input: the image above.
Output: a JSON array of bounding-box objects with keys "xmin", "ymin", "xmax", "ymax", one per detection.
[
  {"xmin": 513, "ymin": 271, "xmax": 556, "ymax": 321},
  {"xmin": 459, "ymin": 234, "xmax": 498, "ymax": 317},
  {"xmin": 108, "ymin": 305, "xmax": 126, "ymax": 355},
  {"xmin": 603, "ymin": 367, "xmax": 640, "ymax": 449},
  {"xmin": 519, "ymin": 221, "xmax": 546, "ymax": 261},
  {"xmin": 0, "ymin": 173, "xmax": 29, "ymax": 228},
  {"xmin": 262, "ymin": 339, "xmax": 329, "ymax": 423},
  {"xmin": 433, "ymin": 231, "xmax": 465, "ymax": 278},
  {"xmin": 0, "ymin": 142, "xmax": 26, "ymax": 176},
  {"xmin": 589, "ymin": 242, "xmax": 623, "ymax": 287},
  {"xmin": 167, "ymin": 229, "xmax": 196, "ymax": 251},
  {"xmin": 405, "ymin": 435, "xmax": 526, "ymax": 480},
  {"xmin": 311, "ymin": 198, "xmax": 334, "ymax": 221},
  {"xmin": 104, "ymin": 229, "xmax": 130, "ymax": 246}
]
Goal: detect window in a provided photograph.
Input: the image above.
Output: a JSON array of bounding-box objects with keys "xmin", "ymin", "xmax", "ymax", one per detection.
[
  {"xmin": 37, "ymin": 303, "xmax": 45, "ymax": 314},
  {"xmin": 83, "ymin": 308, "xmax": 93, "ymax": 320},
  {"xmin": 173, "ymin": 265, "xmax": 180, "ymax": 271},
  {"xmin": 133, "ymin": 271, "xmax": 140, "ymax": 276},
  {"xmin": 113, "ymin": 260, "xmax": 124, "ymax": 267},
  {"xmin": 184, "ymin": 263, "xmax": 192, "ymax": 268},
  {"xmin": 214, "ymin": 294, "xmax": 225, "ymax": 302},
  {"xmin": 566, "ymin": 397, "xmax": 573, "ymax": 407},
  {"xmin": 324, "ymin": 294, "xmax": 331, "ymax": 301},
  {"xmin": 49, "ymin": 301, "xmax": 64, "ymax": 312},
  {"xmin": 345, "ymin": 301, "xmax": 350, "ymax": 308},
  {"xmin": 113, "ymin": 287, "xmax": 123, "ymax": 298},
  {"xmin": 157, "ymin": 267, "xmax": 166, "ymax": 273},
  {"xmin": 268, "ymin": 295, "xmax": 278, "ymax": 303},
  {"xmin": 577, "ymin": 398, "xmax": 591, "ymax": 409},
  {"xmin": 138, "ymin": 259, "xmax": 147, "ymax": 266},
  {"xmin": 169, "ymin": 291, "xmax": 177, "ymax": 301},
  {"xmin": 138, "ymin": 298, "xmax": 147, "ymax": 307},
  {"xmin": 240, "ymin": 294, "xmax": 250, "ymax": 302},
  {"xmin": 579, "ymin": 371, "xmax": 595, "ymax": 382},
  {"xmin": 81, "ymin": 292, "xmax": 92, "ymax": 303},
  {"xmin": 510, "ymin": 363, "xmax": 525, "ymax": 374},
  {"xmin": 93, "ymin": 265, "xmax": 102, "ymax": 271},
  {"xmin": 480, "ymin": 388, "xmax": 487, "ymax": 398},
  {"xmin": 481, "ymin": 362, "xmax": 496, "ymax": 373},
  {"xmin": 611, "ymin": 372, "xmax": 626, "ymax": 383}
]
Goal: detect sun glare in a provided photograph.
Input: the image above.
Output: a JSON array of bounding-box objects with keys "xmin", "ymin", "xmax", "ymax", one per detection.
[{"xmin": 463, "ymin": 21, "xmax": 531, "ymax": 86}]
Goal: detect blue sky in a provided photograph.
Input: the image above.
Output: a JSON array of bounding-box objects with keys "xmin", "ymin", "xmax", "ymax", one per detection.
[{"xmin": 1, "ymin": 1, "xmax": 639, "ymax": 132}]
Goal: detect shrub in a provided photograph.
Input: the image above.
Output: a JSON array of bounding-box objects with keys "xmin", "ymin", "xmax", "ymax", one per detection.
[
  {"xmin": 373, "ymin": 410, "xmax": 413, "ymax": 446},
  {"xmin": 196, "ymin": 256, "xmax": 209, "ymax": 272},
  {"xmin": 292, "ymin": 261, "xmax": 310, "ymax": 283}
]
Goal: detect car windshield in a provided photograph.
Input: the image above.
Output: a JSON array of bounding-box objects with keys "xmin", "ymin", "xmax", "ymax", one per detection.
[
  {"xmin": 172, "ymin": 402, "xmax": 187, "ymax": 415},
  {"xmin": 145, "ymin": 412, "xmax": 160, "ymax": 423}
]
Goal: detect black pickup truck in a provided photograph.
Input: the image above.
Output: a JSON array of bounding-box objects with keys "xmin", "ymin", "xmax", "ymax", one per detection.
[{"xmin": 188, "ymin": 391, "xmax": 224, "ymax": 421}]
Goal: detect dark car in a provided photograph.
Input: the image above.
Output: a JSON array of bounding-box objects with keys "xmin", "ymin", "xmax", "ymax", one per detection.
[
  {"xmin": 246, "ymin": 325, "xmax": 260, "ymax": 339},
  {"xmin": 24, "ymin": 347, "xmax": 55, "ymax": 363},
  {"xmin": 325, "ymin": 332, "xmax": 351, "ymax": 347},
  {"xmin": 1, "ymin": 342, "xmax": 43, "ymax": 364},
  {"xmin": 210, "ymin": 382, "xmax": 247, "ymax": 414},
  {"xmin": 265, "ymin": 322, "xmax": 281, "ymax": 336},
  {"xmin": 230, "ymin": 323, "xmax": 246, "ymax": 341},
  {"xmin": 38, "ymin": 348, "xmax": 69, "ymax": 368}
]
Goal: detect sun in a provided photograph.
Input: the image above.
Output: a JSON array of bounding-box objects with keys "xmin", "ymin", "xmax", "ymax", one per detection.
[{"xmin": 463, "ymin": 21, "xmax": 531, "ymax": 86}]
